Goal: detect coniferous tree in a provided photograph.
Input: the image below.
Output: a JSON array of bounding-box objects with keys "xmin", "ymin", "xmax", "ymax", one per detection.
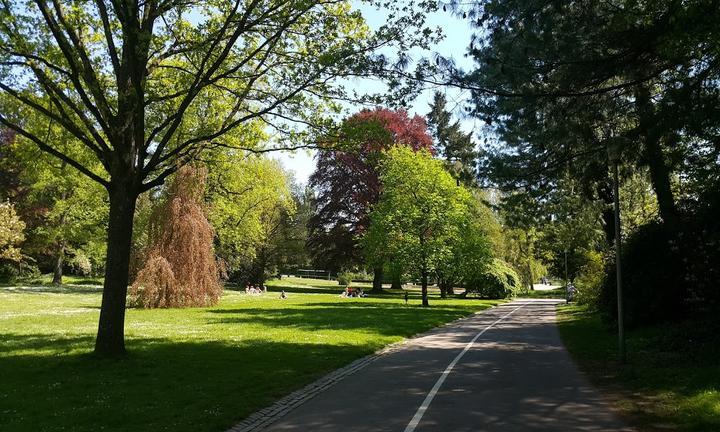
[{"xmin": 426, "ymin": 92, "xmax": 477, "ymax": 186}]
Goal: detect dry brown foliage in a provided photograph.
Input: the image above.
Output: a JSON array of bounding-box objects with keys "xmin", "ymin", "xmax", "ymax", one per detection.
[{"xmin": 130, "ymin": 165, "xmax": 223, "ymax": 308}]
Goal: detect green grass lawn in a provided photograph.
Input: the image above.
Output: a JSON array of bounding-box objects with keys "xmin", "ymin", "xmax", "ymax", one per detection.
[
  {"xmin": 557, "ymin": 305, "xmax": 720, "ymax": 431},
  {"xmin": 0, "ymin": 277, "xmax": 500, "ymax": 432},
  {"xmin": 518, "ymin": 287, "xmax": 565, "ymax": 299}
]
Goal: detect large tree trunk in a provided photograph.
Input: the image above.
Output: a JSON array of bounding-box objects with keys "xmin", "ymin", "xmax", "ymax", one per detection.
[
  {"xmin": 371, "ymin": 266, "xmax": 383, "ymax": 293},
  {"xmin": 421, "ymin": 269, "xmax": 429, "ymax": 307},
  {"xmin": 635, "ymin": 86, "xmax": 678, "ymax": 225},
  {"xmin": 644, "ymin": 136, "xmax": 678, "ymax": 225},
  {"xmin": 391, "ymin": 272, "xmax": 402, "ymax": 290},
  {"xmin": 95, "ymin": 183, "xmax": 138, "ymax": 357},
  {"xmin": 52, "ymin": 241, "xmax": 65, "ymax": 285}
]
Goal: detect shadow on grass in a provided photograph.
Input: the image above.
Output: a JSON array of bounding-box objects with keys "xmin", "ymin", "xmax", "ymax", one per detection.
[
  {"xmin": 0, "ymin": 334, "xmax": 375, "ymax": 432},
  {"xmin": 207, "ymin": 304, "xmax": 483, "ymax": 337},
  {"xmin": 0, "ymin": 285, "xmax": 103, "ymax": 294},
  {"xmin": 558, "ymin": 305, "xmax": 720, "ymax": 432}
]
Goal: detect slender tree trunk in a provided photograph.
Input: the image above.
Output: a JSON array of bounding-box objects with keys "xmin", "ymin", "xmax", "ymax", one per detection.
[
  {"xmin": 52, "ymin": 193, "xmax": 68, "ymax": 286},
  {"xmin": 446, "ymin": 283, "xmax": 454, "ymax": 296},
  {"xmin": 52, "ymin": 241, "xmax": 65, "ymax": 285},
  {"xmin": 421, "ymin": 269, "xmax": 429, "ymax": 307},
  {"xmin": 372, "ymin": 265, "xmax": 383, "ymax": 293},
  {"xmin": 95, "ymin": 183, "xmax": 138, "ymax": 357},
  {"xmin": 597, "ymin": 181, "xmax": 616, "ymax": 247}
]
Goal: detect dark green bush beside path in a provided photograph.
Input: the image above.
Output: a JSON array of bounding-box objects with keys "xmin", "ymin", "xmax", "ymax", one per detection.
[
  {"xmin": 0, "ymin": 277, "xmax": 501, "ymax": 432},
  {"xmin": 557, "ymin": 305, "xmax": 720, "ymax": 432}
]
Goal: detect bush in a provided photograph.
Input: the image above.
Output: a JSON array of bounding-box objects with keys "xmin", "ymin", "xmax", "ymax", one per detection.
[
  {"xmin": 575, "ymin": 250, "xmax": 605, "ymax": 307},
  {"xmin": 600, "ymin": 217, "xmax": 720, "ymax": 328},
  {"xmin": 70, "ymin": 253, "xmax": 92, "ymax": 276},
  {"xmin": 466, "ymin": 258, "xmax": 523, "ymax": 299},
  {"xmin": 337, "ymin": 271, "xmax": 354, "ymax": 286}
]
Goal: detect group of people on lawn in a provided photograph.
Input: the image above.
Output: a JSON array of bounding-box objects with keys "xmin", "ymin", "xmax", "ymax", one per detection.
[
  {"xmin": 245, "ymin": 284, "xmax": 267, "ymax": 295},
  {"xmin": 339, "ymin": 286, "xmax": 367, "ymax": 298}
]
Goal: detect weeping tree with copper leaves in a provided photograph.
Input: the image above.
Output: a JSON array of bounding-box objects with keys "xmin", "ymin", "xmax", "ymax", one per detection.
[
  {"xmin": 0, "ymin": 0, "xmax": 439, "ymax": 356},
  {"xmin": 130, "ymin": 165, "xmax": 222, "ymax": 308}
]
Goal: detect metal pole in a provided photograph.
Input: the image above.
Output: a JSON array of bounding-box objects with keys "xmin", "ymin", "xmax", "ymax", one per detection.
[
  {"xmin": 564, "ymin": 249, "xmax": 568, "ymax": 287},
  {"xmin": 612, "ymin": 160, "xmax": 626, "ymax": 363}
]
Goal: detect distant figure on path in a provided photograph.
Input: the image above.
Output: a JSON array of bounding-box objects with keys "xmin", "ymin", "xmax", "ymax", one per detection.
[
  {"xmin": 404, "ymin": 291, "xmax": 409, "ymax": 305},
  {"xmin": 566, "ymin": 283, "xmax": 578, "ymax": 304}
]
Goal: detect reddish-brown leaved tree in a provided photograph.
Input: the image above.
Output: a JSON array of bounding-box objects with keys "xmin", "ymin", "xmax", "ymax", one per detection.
[{"xmin": 130, "ymin": 165, "xmax": 222, "ymax": 308}]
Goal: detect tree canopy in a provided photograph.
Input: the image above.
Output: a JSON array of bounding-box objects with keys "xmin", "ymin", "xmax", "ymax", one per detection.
[
  {"xmin": 0, "ymin": 0, "xmax": 438, "ymax": 355},
  {"xmin": 364, "ymin": 146, "xmax": 481, "ymax": 306},
  {"xmin": 308, "ymin": 107, "xmax": 433, "ymax": 286}
]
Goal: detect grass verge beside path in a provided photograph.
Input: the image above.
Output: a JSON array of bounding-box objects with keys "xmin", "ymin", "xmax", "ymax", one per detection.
[
  {"xmin": 557, "ymin": 305, "xmax": 720, "ymax": 432},
  {"xmin": 519, "ymin": 287, "xmax": 565, "ymax": 299},
  {"xmin": 0, "ymin": 277, "xmax": 501, "ymax": 432}
]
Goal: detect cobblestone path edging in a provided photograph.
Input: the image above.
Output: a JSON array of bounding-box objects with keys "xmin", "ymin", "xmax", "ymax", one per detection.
[{"xmin": 226, "ymin": 308, "xmax": 491, "ymax": 432}]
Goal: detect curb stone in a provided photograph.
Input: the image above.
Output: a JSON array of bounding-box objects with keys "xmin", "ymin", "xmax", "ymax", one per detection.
[{"xmin": 226, "ymin": 304, "xmax": 503, "ymax": 432}]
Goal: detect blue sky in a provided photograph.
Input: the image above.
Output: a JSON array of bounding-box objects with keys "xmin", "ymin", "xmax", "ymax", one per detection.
[{"xmin": 273, "ymin": 2, "xmax": 480, "ymax": 185}]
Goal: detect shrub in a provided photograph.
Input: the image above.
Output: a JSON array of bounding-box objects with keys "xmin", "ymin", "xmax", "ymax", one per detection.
[
  {"xmin": 600, "ymin": 216, "xmax": 720, "ymax": 327},
  {"xmin": 575, "ymin": 250, "xmax": 605, "ymax": 307},
  {"xmin": 70, "ymin": 253, "xmax": 93, "ymax": 276},
  {"xmin": 337, "ymin": 271, "xmax": 354, "ymax": 286},
  {"xmin": 466, "ymin": 258, "xmax": 523, "ymax": 299}
]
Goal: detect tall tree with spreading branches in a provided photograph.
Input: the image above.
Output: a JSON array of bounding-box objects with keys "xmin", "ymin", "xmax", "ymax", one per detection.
[{"xmin": 0, "ymin": 0, "xmax": 437, "ymax": 355}]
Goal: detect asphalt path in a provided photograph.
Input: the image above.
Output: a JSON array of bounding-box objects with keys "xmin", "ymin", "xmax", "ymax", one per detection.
[{"xmin": 261, "ymin": 299, "xmax": 632, "ymax": 432}]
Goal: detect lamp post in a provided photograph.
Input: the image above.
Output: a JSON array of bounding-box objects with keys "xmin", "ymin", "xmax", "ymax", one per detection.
[
  {"xmin": 607, "ymin": 139, "xmax": 626, "ymax": 364},
  {"xmin": 564, "ymin": 248, "xmax": 568, "ymax": 288}
]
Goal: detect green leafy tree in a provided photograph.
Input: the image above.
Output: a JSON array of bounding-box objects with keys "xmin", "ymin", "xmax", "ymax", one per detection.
[
  {"xmin": 206, "ymin": 151, "xmax": 294, "ymax": 281},
  {"xmin": 434, "ymin": 195, "xmax": 492, "ymax": 297},
  {"xmin": 0, "ymin": 200, "xmax": 25, "ymax": 264},
  {"xmin": 0, "ymin": 121, "xmax": 107, "ymax": 283},
  {"xmin": 0, "ymin": 0, "xmax": 437, "ymax": 355},
  {"xmin": 365, "ymin": 146, "xmax": 473, "ymax": 306}
]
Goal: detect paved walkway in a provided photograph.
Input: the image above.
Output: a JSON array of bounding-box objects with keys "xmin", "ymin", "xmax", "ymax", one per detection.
[{"xmin": 240, "ymin": 299, "xmax": 631, "ymax": 432}]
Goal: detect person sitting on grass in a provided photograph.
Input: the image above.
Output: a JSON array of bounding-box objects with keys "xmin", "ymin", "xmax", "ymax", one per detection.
[{"xmin": 279, "ymin": 290, "xmax": 287, "ymax": 299}]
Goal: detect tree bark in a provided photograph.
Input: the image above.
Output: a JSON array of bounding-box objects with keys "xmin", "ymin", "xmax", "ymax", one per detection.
[
  {"xmin": 644, "ymin": 135, "xmax": 678, "ymax": 225},
  {"xmin": 52, "ymin": 241, "xmax": 65, "ymax": 285},
  {"xmin": 371, "ymin": 265, "xmax": 383, "ymax": 293},
  {"xmin": 421, "ymin": 269, "xmax": 429, "ymax": 307},
  {"xmin": 391, "ymin": 272, "xmax": 402, "ymax": 290},
  {"xmin": 95, "ymin": 183, "xmax": 137, "ymax": 357},
  {"xmin": 597, "ymin": 181, "xmax": 616, "ymax": 247},
  {"xmin": 635, "ymin": 86, "xmax": 678, "ymax": 225}
]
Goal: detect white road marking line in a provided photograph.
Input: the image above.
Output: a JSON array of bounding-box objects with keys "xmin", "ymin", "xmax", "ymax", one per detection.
[{"xmin": 403, "ymin": 302, "xmax": 530, "ymax": 432}]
